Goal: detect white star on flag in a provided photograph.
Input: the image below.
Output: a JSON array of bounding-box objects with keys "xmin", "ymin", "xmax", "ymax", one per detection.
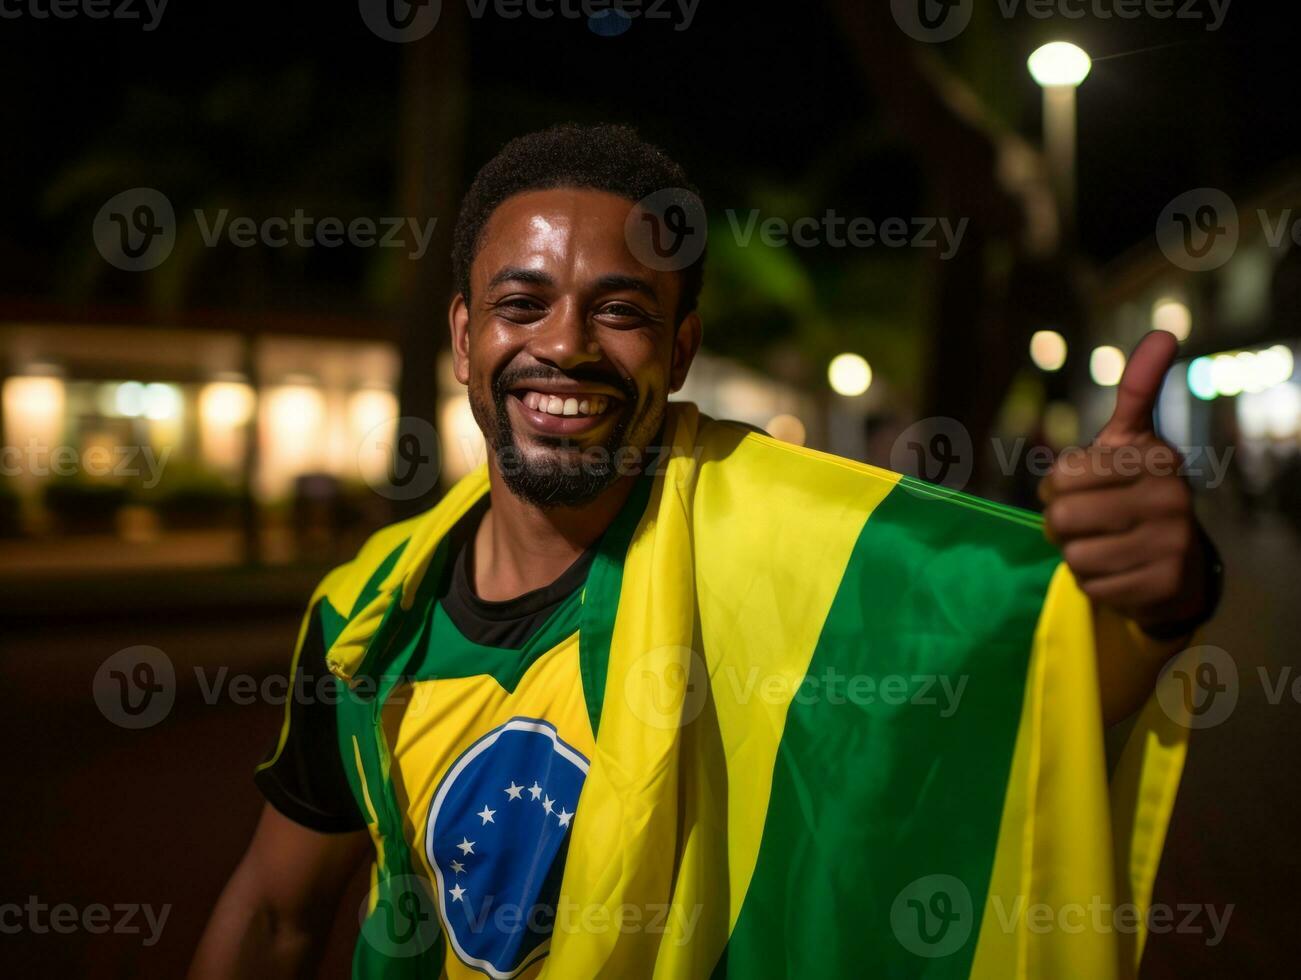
[
  {"xmin": 449, "ymin": 883, "xmax": 466, "ymax": 903},
  {"xmin": 451, "ymin": 860, "xmax": 465, "ymax": 874},
  {"xmin": 504, "ymin": 781, "xmax": 524, "ymax": 801},
  {"xmin": 528, "ymin": 782, "xmax": 543, "ymax": 800},
  {"xmin": 557, "ymin": 807, "xmax": 573, "ymax": 828},
  {"xmin": 457, "ymin": 837, "xmax": 476, "ymax": 855},
  {"xmin": 542, "ymin": 795, "xmax": 554, "ymax": 814},
  {"xmin": 477, "ymin": 805, "xmax": 496, "ymax": 825}
]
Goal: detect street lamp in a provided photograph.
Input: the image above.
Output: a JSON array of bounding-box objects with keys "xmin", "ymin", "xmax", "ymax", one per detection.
[
  {"xmin": 828, "ymin": 353, "xmax": 872, "ymax": 397},
  {"xmin": 1028, "ymin": 42, "xmax": 1092, "ymax": 231}
]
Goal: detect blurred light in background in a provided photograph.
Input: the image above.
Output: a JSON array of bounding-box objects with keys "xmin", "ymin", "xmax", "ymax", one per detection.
[
  {"xmin": 1151, "ymin": 299, "xmax": 1192, "ymax": 341},
  {"xmin": 199, "ymin": 380, "xmax": 256, "ymax": 429},
  {"xmin": 349, "ymin": 387, "xmax": 399, "ymax": 485},
  {"xmin": 1239, "ymin": 383, "xmax": 1301, "ymax": 440},
  {"xmin": 114, "ymin": 380, "xmax": 146, "ymax": 417},
  {"xmin": 199, "ymin": 379, "xmax": 256, "ymax": 473},
  {"xmin": 259, "ymin": 381, "xmax": 326, "ymax": 498},
  {"xmin": 142, "ymin": 382, "xmax": 181, "ymax": 421},
  {"xmin": 766, "ymin": 413, "xmax": 807, "ymax": 446},
  {"xmin": 1089, "ymin": 345, "xmax": 1126, "ymax": 387},
  {"xmin": 1027, "ymin": 42, "xmax": 1092, "ymax": 88},
  {"xmin": 1187, "ymin": 356, "xmax": 1217, "ymax": 401},
  {"xmin": 440, "ymin": 394, "xmax": 485, "ymax": 483},
  {"xmin": 1029, "ymin": 330, "xmax": 1068, "ymax": 372},
  {"xmin": 828, "ymin": 353, "xmax": 872, "ymax": 397},
  {"xmin": 1191, "ymin": 345, "xmax": 1295, "ymax": 400},
  {"xmin": 2, "ymin": 373, "xmax": 66, "ymax": 456}
]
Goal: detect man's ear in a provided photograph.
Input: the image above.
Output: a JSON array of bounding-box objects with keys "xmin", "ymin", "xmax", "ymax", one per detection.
[
  {"xmin": 669, "ymin": 311, "xmax": 703, "ymax": 393},
  {"xmin": 449, "ymin": 293, "xmax": 471, "ymax": 386}
]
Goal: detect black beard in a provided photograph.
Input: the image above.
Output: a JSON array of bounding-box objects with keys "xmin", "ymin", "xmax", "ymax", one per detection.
[{"xmin": 470, "ymin": 365, "xmax": 649, "ymax": 509}]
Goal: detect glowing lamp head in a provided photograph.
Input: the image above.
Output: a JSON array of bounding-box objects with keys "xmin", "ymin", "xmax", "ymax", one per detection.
[{"xmin": 1028, "ymin": 42, "xmax": 1092, "ymax": 88}]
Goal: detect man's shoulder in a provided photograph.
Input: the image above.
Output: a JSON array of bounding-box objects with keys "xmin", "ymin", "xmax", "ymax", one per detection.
[
  {"xmin": 693, "ymin": 413, "xmax": 1049, "ymax": 539},
  {"xmin": 309, "ymin": 513, "xmax": 425, "ymax": 622},
  {"xmin": 694, "ymin": 413, "xmax": 901, "ymax": 490},
  {"xmin": 313, "ymin": 467, "xmax": 491, "ymax": 621}
]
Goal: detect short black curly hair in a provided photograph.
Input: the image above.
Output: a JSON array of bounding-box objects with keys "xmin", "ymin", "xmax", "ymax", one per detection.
[{"xmin": 451, "ymin": 123, "xmax": 705, "ymax": 324}]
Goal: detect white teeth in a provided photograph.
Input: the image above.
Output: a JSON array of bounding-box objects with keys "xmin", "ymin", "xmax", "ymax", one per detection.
[{"xmin": 518, "ymin": 390, "xmax": 613, "ymax": 416}]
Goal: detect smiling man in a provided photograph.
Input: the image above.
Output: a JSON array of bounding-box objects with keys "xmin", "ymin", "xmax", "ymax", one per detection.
[{"xmin": 193, "ymin": 124, "xmax": 1219, "ymax": 980}]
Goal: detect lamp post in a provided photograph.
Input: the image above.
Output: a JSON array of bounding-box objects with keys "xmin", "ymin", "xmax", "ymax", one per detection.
[{"xmin": 1028, "ymin": 42, "xmax": 1092, "ymax": 233}]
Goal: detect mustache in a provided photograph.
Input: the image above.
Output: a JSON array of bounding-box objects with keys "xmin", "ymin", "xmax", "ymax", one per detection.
[{"xmin": 492, "ymin": 363, "xmax": 638, "ymax": 403}]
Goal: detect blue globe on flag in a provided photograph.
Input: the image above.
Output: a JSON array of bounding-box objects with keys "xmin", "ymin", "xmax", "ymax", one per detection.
[{"xmin": 425, "ymin": 717, "xmax": 589, "ymax": 977}]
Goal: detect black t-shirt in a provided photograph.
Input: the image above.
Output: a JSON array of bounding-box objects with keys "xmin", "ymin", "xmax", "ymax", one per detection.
[{"xmin": 254, "ymin": 506, "xmax": 598, "ymax": 832}]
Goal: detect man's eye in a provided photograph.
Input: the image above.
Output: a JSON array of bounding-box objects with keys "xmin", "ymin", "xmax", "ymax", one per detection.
[
  {"xmin": 598, "ymin": 302, "xmax": 644, "ymax": 319},
  {"xmin": 493, "ymin": 296, "xmax": 546, "ymax": 319}
]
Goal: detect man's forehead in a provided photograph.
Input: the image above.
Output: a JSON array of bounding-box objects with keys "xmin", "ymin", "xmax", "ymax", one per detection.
[{"xmin": 474, "ymin": 187, "xmax": 645, "ymax": 279}]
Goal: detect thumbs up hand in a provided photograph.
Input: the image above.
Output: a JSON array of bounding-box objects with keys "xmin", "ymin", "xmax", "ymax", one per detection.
[{"xmin": 1040, "ymin": 331, "xmax": 1215, "ymax": 637}]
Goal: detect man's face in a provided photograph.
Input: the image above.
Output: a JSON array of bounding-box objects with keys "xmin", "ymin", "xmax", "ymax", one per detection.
[{"xmin": 450, "ymin": 187, "xmax": 701, "ymax": 508}]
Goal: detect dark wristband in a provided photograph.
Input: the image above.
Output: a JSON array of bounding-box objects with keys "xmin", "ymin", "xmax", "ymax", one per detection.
[{"xmin": 1141, "ymin": 522, "xmax": 1224, "ymax": 641}]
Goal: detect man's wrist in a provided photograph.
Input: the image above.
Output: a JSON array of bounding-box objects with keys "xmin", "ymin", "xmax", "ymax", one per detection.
[{"xmin": 1140, "ymin": 522, "xmax": 1223, "ymax": 641}]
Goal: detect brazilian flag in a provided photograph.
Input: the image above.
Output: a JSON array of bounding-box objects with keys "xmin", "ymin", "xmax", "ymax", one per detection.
[{"xmin": 310, "ymin": 402, "xmax": 1189, "ymax": 979}]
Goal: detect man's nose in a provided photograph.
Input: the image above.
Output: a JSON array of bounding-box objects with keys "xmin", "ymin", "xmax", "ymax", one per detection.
[{"xmin": 529, "ymin": 300, "xmax": 601, "ymax": 370}]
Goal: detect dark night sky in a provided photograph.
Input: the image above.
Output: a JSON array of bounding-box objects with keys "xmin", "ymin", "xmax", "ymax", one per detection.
[{"xmin": 2, "ymin": 0, "xmax": 1299, "ymax": 298}]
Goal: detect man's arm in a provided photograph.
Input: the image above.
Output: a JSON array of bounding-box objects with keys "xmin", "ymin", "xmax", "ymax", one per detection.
[
  {"xmin": 190, "ymin": 803, "xmax": 370, "ymax": 979},
  {"xmin": 1041, "ymin": 331, "xmax": 1221, "ymax": 725}
]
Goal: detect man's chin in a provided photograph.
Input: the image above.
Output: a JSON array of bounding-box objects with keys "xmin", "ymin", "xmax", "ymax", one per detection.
[{"xmin": 493, "ymin": 446, "xmax": 624, "ymax": 509}]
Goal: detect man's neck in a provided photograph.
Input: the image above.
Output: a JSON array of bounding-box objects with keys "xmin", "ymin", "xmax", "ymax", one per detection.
[{"xmin": 470, "ymin": 468, "xmax": 637, "ymax": 602}]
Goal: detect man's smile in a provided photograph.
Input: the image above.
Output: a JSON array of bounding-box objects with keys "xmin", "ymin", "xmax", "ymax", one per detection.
[{"xmin": 506, "ymin": 382, "xmax": 626, "ymax": 437}]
